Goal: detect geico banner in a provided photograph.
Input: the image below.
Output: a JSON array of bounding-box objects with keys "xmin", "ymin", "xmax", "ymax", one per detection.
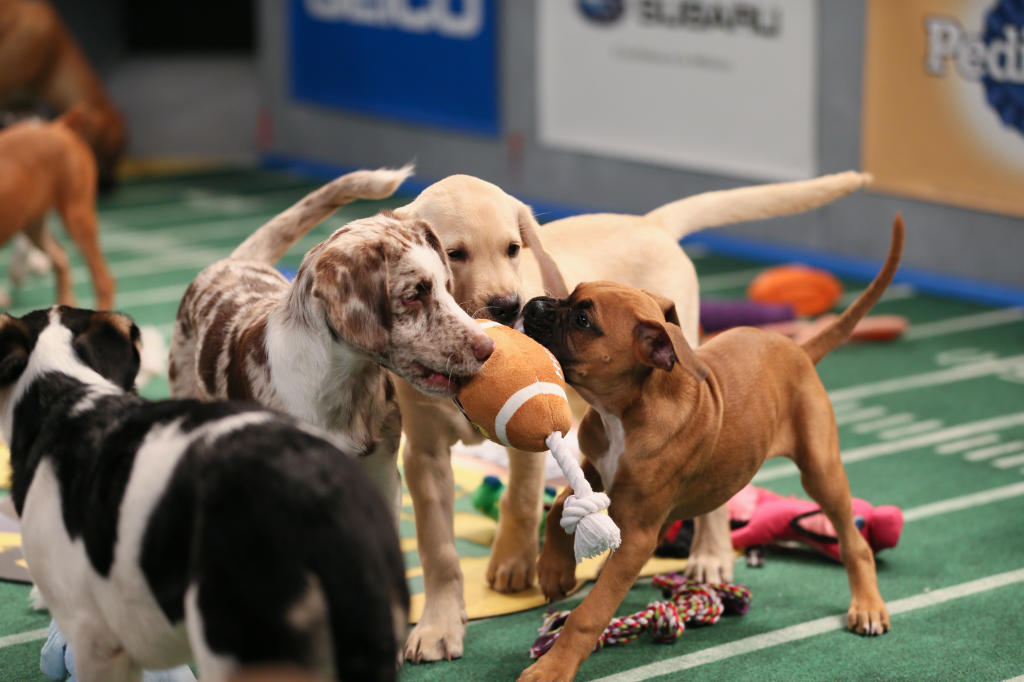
[
  {"xmin": 537, "ymin": 0, "xmax": 818, "ymax": 181},
  {"xmin": 289, "ymin": 0, "xmax": 499, "ymax": 135},
  {"xmin": 863, "ymin": 0, "xmax": 1024, "ymax": 217}
]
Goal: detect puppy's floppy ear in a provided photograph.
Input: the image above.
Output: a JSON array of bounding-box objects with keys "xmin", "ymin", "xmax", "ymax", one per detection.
[
  {"xmin": 0, "ymin": 314, "xmax": 30, "ymax": 387},
  {"xmin": 414, "ymin": 219, "xmax": 453, "ymax": 288},
  {"xmin": 71, "ymin": 312, "xmax": 141, "ymax": 390},
  {"xmin": 515, "ymin": 199, "xmax": 569, "ymax": 299},
  {"xmin": 312, "ymin": 243, "xmax": 391, "ymax": 355},
  {"xmin": 634, "ymin": 319, "xmax": 709, "ymax": 381},
  {"xmin": 641, "ymin": 289, "xmax": 681, "ymax": 326}
]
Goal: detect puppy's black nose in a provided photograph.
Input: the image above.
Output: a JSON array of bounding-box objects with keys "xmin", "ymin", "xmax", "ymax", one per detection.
[
  {"xmin": 522, "ymin": 297, "xmax": 556, "ymax": 325},
  {"xmin": 486, "ymin": 295, "xmax": 520, "ymax": 324}
]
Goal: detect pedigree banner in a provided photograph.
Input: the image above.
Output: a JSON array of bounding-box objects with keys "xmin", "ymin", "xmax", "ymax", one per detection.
[
  {"xmin": 538, "ymin": 1, "xmax": 818, "ymax": 181},
  {"xmin": 863, "ymin": 0, "xmax": 1024, "ymax": 217}
]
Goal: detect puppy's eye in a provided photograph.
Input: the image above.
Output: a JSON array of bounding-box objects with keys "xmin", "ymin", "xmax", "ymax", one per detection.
[
  {"xmin": 574, "ymin": 310, "xmax": 591, "ymax": 329},
  {"xmin": 404, "ymin": 281, "xmax": 431, "ymax": 306},
  {"xmin": 447, "ymin": 249, "xmax": 467, "ymax": 263},
  {"xmin": 507, "ymin": 243, "xmax": 520, "ymax": 258}
]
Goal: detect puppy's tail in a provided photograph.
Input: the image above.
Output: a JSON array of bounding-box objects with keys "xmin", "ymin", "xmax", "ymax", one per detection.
[
  {"xmin": 644, "ymin": 171, "xmax": 872, "ymax": 241},
  {"xmin": 230, "ymin": 164, "xmax": 414, "ymax": 265},
  {"xmin": 801, "ymin": 214, "xmax": 905, "ymax": 365}
]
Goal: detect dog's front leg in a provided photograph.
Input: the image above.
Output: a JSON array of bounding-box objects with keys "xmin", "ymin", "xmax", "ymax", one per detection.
[
  {"xmin": 685, "ymin": 503, "xmax": 735, "ymax": 583},
  {"xmin": 487, "ymin": 447, "xmax": 545, "ymax": 592},
  {"xmin": 536, "ymin": 484, "xmax": 579, "ymax": 602},
  {"xmin": 521, "ymin": 486, "xmax": 664, "ymax": 682},
  {"xmin": 536, "ymin": 458, "xmax": 602, "ymax": 602},
  {"xmin": 65, "ymin": 620, "xmax": 143, "ymax": 682},
  {"xmin": 402, "ymin": 429, "xmax": 466, "ymax": 662}
]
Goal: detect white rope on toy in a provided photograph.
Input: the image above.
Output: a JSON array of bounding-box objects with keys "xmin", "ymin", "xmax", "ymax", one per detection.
[{"xmin": 546, "ymin": 431, "xmax": 622, "ymax": 562}]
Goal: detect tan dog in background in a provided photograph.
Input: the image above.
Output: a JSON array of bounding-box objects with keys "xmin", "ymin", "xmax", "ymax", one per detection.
[
  {"xmin": 517, "ymin": 216, "xmax": 904, "ymax": 681},
  {"xmin": 391, "ymin": 170, "xmax": 872, "ymax": 661},
  {"xmin": 0, "ymin": 107, "xmax": 114, "ymax": 309},
  {"xmin": 0, "ymin": 0, "xmax": 126, "ymax": 187}
]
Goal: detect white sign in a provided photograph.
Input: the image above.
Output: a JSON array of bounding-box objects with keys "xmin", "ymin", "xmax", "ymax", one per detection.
[{"xmin": 538, "ymin": 0, "xmax": 818, "ymax": 180}]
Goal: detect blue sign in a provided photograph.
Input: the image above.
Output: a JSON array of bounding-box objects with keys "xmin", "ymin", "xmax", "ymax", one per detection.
[
  {"xmin": 982, "ymin": 0, "xmax": 1024, "ymax": 137},
  {"xmin": 289, "ymin": 0, "xmax": 499, "ymax": 136}
]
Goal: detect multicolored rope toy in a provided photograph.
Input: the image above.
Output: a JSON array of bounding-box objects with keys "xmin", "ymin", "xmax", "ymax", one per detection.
[{"xmin": 529, "ymin": 573, "xmax": 752, "ymax": 658}]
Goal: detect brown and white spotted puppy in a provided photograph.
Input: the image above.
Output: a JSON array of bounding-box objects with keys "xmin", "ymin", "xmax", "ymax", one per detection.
[{"xmin": 169, "ymin": 166, "xmax": 495, "ymax": 520}]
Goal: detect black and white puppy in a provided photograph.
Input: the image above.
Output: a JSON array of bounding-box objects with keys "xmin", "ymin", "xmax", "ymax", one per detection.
[{"xmin": 1, "ymin": 306, "xmax": 408, "ymax": 682}]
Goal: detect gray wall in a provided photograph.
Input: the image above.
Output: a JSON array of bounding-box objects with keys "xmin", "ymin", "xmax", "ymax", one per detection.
[{"xmin": 259, "ymin": 0, "xmax": 1023, "ymax": 293}]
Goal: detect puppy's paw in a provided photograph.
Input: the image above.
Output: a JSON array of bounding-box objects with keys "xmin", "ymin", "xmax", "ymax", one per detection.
[
  {"xmin": 537, "ymin": 548, "xmax": 577, "ymax": 603},
  {"xmin": 684, "ymin": 550, "xmax": 735, "ymax": 585},
  {"xmin": 847, "ymin": 599, "xmax": 891, "ymax": 636},
  {"xmin": 404, "ymin": 612, "xmax": 466, "ymax": 662},
  {"xmin": 487, "ymin": 510, "xmax": 540, "ymax": 593},
  {"xmin": 518, "ymin": 656, "xmax": 576, "ymax": 682}
]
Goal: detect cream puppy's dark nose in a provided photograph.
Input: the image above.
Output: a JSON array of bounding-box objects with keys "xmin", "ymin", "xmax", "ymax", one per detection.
[{"xmin": 486, "ymin": 295, "xmax": 520, "ymax": 324}]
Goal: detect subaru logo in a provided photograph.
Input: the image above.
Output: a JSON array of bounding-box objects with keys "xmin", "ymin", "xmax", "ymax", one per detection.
[{"xmin": 578, "ymin": 0, "xmax": 624, "ymax": 25}]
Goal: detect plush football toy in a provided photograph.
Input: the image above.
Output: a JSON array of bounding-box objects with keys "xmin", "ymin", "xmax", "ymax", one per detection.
[
  {"xmin": 456, "ymin": 321, "xmax": 621, "ymax": 561},
  {"xmin": 728, "ymin": 484, "xmax": 903, "ymax": 562}
]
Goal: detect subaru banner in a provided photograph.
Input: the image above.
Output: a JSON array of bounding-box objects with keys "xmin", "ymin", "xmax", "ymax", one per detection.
[{"xmin": 538, "ymin": 1, "xmax": 818, "ymax": 181}]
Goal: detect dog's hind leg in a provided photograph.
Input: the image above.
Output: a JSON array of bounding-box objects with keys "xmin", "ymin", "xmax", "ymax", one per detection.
[
  {"xmin": 23, "ymin": 219, "xmax": 75, "ymax": 307},
  {"xmin": 487, "ymin": 447, "xmax": 544, "ymax": 592},
  {"xmin": 792, "ymin": 397, "xmax": 890, "ymax": 636},
  {"xmin": 686, "ymin": 504, "xmax": 736, "ymax": 583},
  {"xmin": 59, "ymin": 203, "xmax": 115, "ymax": 310},
  {"xmin": 184, "ymin": 586, "xmax": 238, "ymax": 682}
]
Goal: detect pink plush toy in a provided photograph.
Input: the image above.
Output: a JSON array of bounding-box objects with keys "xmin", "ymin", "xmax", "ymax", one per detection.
[{"xmin": 728, "ymin": 485, "xmax": 903, "ymax": 562}]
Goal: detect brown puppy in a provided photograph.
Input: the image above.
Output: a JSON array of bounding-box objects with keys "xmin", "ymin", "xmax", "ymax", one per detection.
[
  {"xmin": 0, "ymin": 108, "xmax": 114, "ymax": 309},
  {"xmin": 0, "ymin": 0, "xmax": 126, "ymax": 186},
  {"xmin": 518, "ymin": 216, "xmax": 905, "ymax": 681}
]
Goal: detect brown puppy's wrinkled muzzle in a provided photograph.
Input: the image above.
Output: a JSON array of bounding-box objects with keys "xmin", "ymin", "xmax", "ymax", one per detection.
[{"xmin": 521, "ymin": 295, "xmax": 564, "ymax": 356}]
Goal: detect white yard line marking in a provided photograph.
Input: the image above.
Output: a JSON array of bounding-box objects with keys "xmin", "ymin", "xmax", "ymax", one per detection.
[
  {"xmin": 902, "ymin": 481, "xmax": 1024, "ymax": 521},
  {"xmin": 827, "ymin": 355, "xmax": 1024, "ymax": 402},
  {"xmin": 595, "ymin": 568, "xmax": 1024, "ymax": 682},
  {"xmin": 905, "ymin": 308, "xmax": 1024, "ymax": 340},
  {"xmin": 965, "ymin": 441, "xmax": 1024, "ymax": 462},
  {"xmin": 10, "ymin": 283, "xmax": 189, "ymax": 316},
  {"xmin": 993, "ymin": 452, "xmax": 1024, "ymax": 469},
  {"xmin": 0, "ymin": 627, "xmax": 49, "ymax": 650},
  {"xmin": 878, "ymin": 419, "xmax": 944, "ymax": 441},
  {"xmin": 13, "ymin": 251, "xmax": 207, "ymax": 296},
  {"xmin": 756, "ymin": 412, "xmax": 1024, "ymax": 482},
  {"xmin": 835, "ymin": 406, "xmax": 888, "ymax": 426},
  {"xmin": 830, "ymin": 400, "xmax": 862, "ymax": 415},
  {"xmin": 851, "ymin": 413, "xmax": 914, "ymax": 434},
  {"xmin": 96, "ymin": 184, "xmax": 315, "ymax": 218},
  {"xmin": 697, "ymin": 268, "xmax": 768, "ymax": 292},
  {"xmin": 936, "ymin": 434, "xmax": 1001, "ymax": 455}
]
